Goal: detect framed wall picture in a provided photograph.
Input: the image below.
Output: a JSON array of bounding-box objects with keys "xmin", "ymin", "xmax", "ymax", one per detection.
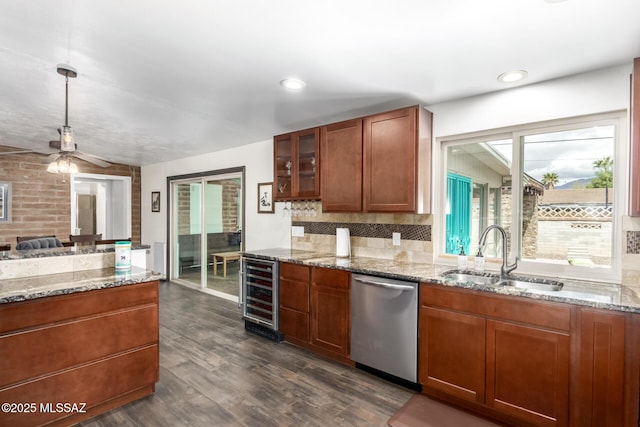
[
  {"xmin": 0, "ymin": 182, "xmax": 10, "ymax": 223},
  {"xmin": 257, "ymin": 182, "xmax": 274, "ymax": 213},
  {"xmin": 151, "ymin": 191, "xmax": 161, "ymax": 212}
]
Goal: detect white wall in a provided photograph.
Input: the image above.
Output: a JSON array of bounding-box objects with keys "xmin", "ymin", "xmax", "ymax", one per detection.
[
  {"xmin": 140, "ymin": 139, "xmax": 290, "ymax": 253},
  {"xmin": 428, "ymin": 64, "xmax": 632, "ymax": 138}
]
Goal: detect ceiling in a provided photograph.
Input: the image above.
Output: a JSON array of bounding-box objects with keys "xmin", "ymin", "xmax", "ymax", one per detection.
[{"xmin": 1, "ymin": 0, "xmax": 639, "ymax": 167}]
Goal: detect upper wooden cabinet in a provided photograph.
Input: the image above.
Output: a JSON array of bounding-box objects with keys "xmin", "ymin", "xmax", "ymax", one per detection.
[
  {"xmin": 363, "ymin": 106, "xmax": 432, "ymax": 213},
  {"xmin": 318, "ymin": 105, "xmax": 433, "ymax": 213},
  {"xmin": 320, "ymin": 119, "xmax": 363, "ymax": 212},
  {"xmin": 631, "ymin": 57, "xmax": 640, "ymax": 216},
  {"xmin": 274, "ymin": 127, "xmax": 320, "ymax": 201}
]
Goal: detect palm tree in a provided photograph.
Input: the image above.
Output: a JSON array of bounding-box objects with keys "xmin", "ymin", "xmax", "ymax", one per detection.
[
  {"xmin": 588, "ymin": 156, "xmax": 613, "ymax": 189},
  {"xmin": 541, "ymin": 172, "xmax": 559, "ymax": 190}
]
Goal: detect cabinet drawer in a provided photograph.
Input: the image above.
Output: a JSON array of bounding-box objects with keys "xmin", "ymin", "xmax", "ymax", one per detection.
[
  {"xmin": 280, "ymin": 262, "xmax": 310, "ymax": 282},
  {"xmin": 280, "ymin": 278, "xmax": 309, "ymax": 312},
  {"xmin": 0, "ymin": 344, "xmax": 158, "ymax": 427},
  {"xmin": 0, "ymin": 304, "xmax": 159, "ymax": 387},
  {"xmin": 0, "ymin": 281, "xmax": 159, "ymax": 334},
  {"xmin": 311, "ymin": 267, "xmax": 350, "ymax": 289},
  {"xmin": 421, "ymin": 283, "xmax": 571, "ymax": 331}
]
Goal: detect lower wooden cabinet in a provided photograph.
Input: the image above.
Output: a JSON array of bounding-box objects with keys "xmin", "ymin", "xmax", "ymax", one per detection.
[
  {"xmin": 486, "ymin": 320, "xmax": 569, "ymax": 427},
  {"xmin": 279, "ymin": 263, "xmax": 352, "ymax": 364},
  {"xmin": 419, "ymin": 306, "xmax": 485, "ymax": 403},
  {"xmin": 279, "ymin": 262, "xmax": 311, "ymax": 343},
  {"xmin": 0, "ymin": 281, "xmax": 159, "ymax": 427},
  {"xmin": 420, "ymin": 284, "xmax": 571, "ymax": 426},
  {"xmin": 573, "ymin": 308, "xmax": 640, "ymax": 426},
  {"xmin": 419, "ymin": 283, "xmax": 640, "ymax": 427}
]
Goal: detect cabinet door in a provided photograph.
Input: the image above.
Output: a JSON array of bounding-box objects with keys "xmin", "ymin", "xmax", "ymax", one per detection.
[
  {"xmin": 631, "ymin": 57, "xmax": 640, "ymax": 216},
  {"xmin": 320, "ymin": 119, "xmax": 363, "ymax": 212},
  {"xmin": 419, "ymin": 306, "xmax": 486, "ymax": 404},
  {"xmin": 279, "ymin": 263, "xmax": 310, "ymax": 342},
  {"xmin": 310, "ymin": 283, "xmax": 350, "ymax": 356},
  {"xmin": 310, "ymin": 267, "xmax": 350, "ymax": 356},
  {"xmin": 486, "ymin": 320, "xmax": 570, "ymax": 427},
  {"xmin": 363, "ymin": 106, "xmax": 417, "ymax": 212},
  {"xmin": 274, "ymin": 133, "xmax": 294, "ymax": 200},
  {"xmin": 574, "ymin": 309, "xmax": 626, "ymax": 426},
  {"xmin": 296, "ymin": 128, "xmax": 320, "ymax": 198}
]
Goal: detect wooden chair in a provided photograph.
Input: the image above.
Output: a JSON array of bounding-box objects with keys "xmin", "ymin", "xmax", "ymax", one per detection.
[
  {"xmin": 17, "ymin": 235, "xmax": 56, "ymax": 243},
  {"xmin": 69, "ymin": 234, "xmax": 103, "ymax": 245},
  {"xmin": 0, "ymin": 243, "xmax": 10, "ymax": 251}
]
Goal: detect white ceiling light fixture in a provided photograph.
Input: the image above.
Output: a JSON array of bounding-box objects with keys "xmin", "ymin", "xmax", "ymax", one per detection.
[
  {"xmin": 497, "ymin": 70, "xmax": 528, "ymax": 83},
  {"xmin": 280, "ymin": 78, "xmax": 306, "ymax": 91}
]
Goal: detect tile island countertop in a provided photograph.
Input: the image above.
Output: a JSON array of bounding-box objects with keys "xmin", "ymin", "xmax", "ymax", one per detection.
[
  {"xmin": 0, "ymin": 267, "xmax": 163, "ymax": 304},
  {"xmin": 243, "ymin": 248, "xmax": 640, "ymax": 314}
]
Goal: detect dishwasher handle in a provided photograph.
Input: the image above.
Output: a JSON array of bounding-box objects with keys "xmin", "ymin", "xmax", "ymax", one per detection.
[{"xmin": 353, "ymin": 277, "xmax": 415, "ymax": 291}]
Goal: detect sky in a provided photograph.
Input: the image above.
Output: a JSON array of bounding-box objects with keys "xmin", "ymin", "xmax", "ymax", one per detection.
[{"xmin": 489, "ymin": 125, "xmax": 615, "ymax": 186}]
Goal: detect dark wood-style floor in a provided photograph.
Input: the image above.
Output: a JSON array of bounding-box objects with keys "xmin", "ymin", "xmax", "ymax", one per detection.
[{"xmin": 77, "ymin": 281, "xmax": 413, "ymax": 426}]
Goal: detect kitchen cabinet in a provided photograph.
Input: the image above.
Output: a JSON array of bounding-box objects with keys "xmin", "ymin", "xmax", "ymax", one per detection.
[
  {"xmin": 278, "ymin": 263, "xmax": 352, "ymax": 365},
  {"xmin": 0, "ymin": 281, "xmax": 159, "ymax": 427},
  {"xmin": 419, "ymin": 306, "xmax": 486, "ymax": 403},
  {"xmin": 320, "ymin": 119, "xmax": 363, "ymax": 212},
  {"xmin": 363, "ymin": 105, "xmax": 432, "ymax": 213},
  {"xmin": 282, "ymin": 104, "xmax": 431, "ymax": 212},
  {"xmin": 279, "ymin": 262, "xmax": 310, "ymax": 344},
  {"xmin": 631, "ymin": 57, "xmax": 640, "ymax": 216},
  {"xmin": 420, "ymin": 284, "xmax": 571, "ymax": 427},
  {"xmin": 573, "ymin": 308, "xmax": 640, "ymax": 426},
  {"xmin": 274, "ymin": 127, "xmax": 320, "ymax": 201},
  {"xmin": 310, "ymin": 267, "xmax": 350, "ymax": 360}
]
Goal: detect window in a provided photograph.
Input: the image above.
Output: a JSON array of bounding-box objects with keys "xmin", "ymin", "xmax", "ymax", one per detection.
[{"xmin": 439, "ymin": 112, "xmax": 625, "ymax": 282}]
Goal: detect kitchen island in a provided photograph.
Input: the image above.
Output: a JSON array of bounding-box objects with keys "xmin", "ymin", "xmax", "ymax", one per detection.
[
  {"xmin": 244, "ymin": 248, "xmax": 640, "ymax": 426},
  {"xmin": 0, "ymin": 267, "xmax": 162, "ymax": 427}
]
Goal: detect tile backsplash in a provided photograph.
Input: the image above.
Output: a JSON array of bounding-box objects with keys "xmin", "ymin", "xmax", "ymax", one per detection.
[{"xmin": 290, "ymin": 203, "xmax": 432, "ymax": 263}]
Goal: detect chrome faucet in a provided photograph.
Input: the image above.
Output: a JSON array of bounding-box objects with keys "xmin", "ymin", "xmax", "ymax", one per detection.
[{"xmin": 478, "ymin": 225, "xmax": 517, "ymax": 280}]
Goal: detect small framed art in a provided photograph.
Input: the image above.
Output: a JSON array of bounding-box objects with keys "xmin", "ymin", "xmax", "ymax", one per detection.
[
  {"xmin": 257, "ymin": 182, "xmax": 274, "ymax": 213},
  {"xmin": 151, "ymin": 191, "xmax": 161, "ymax": 212}
]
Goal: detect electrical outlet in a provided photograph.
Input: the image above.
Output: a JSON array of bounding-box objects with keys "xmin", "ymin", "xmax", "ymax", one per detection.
[
  {"xmin": 292, "ymin": 226, "xmax": 305, "ymax": 237},
  {"xmin": 392, "ymin": 232, "xmax": 401, "ymax": 246}
]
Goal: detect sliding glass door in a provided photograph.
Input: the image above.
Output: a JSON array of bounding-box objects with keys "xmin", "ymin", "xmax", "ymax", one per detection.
[{"xmin": 169, "ymin": 168, "xmax": 244, "ymax": 301}]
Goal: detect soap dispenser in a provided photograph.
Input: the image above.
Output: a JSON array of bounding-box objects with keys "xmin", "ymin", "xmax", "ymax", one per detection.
[
  {"xmin": 457, "ymin": 246, "xmax": 468, "ymax": 270},
  {"xmin": 474, "ymin": 249, "xmax": 485, "ymax": 273}
]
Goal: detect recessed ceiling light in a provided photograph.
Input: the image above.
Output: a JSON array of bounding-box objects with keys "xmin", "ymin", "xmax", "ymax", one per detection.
[
  {"xmin": 280, "ymin": 78, "xmax": 306, "ymax": 91},
  {"xmin": 497, "ymin": 70, "xmax": 528, "ymax": 83}
]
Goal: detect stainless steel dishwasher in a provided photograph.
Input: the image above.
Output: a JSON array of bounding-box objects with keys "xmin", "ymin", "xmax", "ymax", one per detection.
[{"xmin": 351, "ymin": 274, "xmax": 418, "ymax": 388}]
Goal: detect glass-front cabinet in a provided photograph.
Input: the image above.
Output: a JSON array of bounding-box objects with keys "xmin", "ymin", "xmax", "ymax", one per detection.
[{"xmin": 274, "ymin": 128, "xmax": 320, "ymax": 201}]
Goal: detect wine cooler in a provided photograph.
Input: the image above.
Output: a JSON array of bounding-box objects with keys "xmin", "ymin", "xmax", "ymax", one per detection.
[{"xmin": 240, "ymin": 256, "xmax": 282, "ymax": 341}]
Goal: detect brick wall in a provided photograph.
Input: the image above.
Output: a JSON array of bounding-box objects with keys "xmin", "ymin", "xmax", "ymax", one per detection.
[{"xmin": 0, "ymin": 150, "xmax": 141, "ymax": 247}]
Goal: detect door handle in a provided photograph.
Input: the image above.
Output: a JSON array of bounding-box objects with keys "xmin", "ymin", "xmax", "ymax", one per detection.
[
  {"xmin": 353, "ymin": 277, "xmax": 415, "ymax": 291},
  {"xmin": 238, "ymin": 270, "xmax": 244, "ymax": 309}
]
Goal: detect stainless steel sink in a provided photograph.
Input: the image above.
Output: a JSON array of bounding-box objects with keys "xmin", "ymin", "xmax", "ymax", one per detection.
[
  {"xmin": 442, "ymin": 270, "xmax": 563, "ymax": 292},
  {"xmin": 496, "ymin": 278, "xmax": 564, "ymax": 292},
  {"xmin": 443, "ymin": 271, "xmax": 500, "ymax": 286}
]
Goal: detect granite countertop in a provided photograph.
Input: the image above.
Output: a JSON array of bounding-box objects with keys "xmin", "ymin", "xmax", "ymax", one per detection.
[
  {"xmin": 0, "ymin": 243, "xmax": 150, "ymax": 261},
  {"xmin": 243, "ymin": 248, "xmax": 640, "ymax": 314},
  {"xmin": 0, "ymin": 267, "xmax": 164, "ymax": 304}
]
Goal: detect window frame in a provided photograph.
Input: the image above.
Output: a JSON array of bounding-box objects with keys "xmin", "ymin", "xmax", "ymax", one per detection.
[{"xmin": 434, "ymin": 111, "xmax": 627, "ymax": 283}]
